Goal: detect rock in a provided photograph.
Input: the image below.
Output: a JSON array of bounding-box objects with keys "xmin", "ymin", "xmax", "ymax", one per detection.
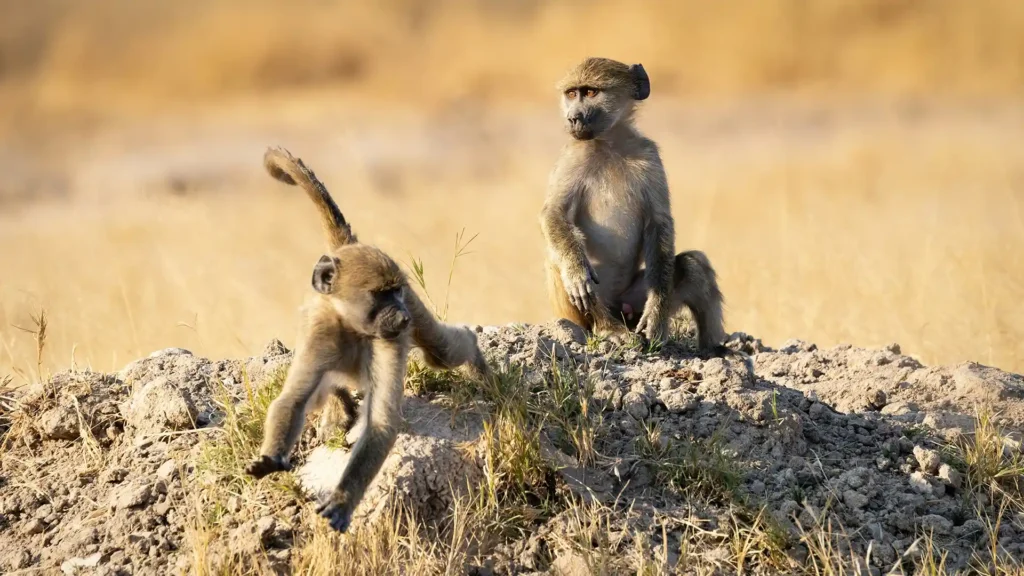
[
  {"xmin": 657, "ymin": 390, "xmax": 699, "ymax": 414},
  {"xmin": 110, "ymin": 483, "xmax": 154, "ymax": 510},
  {"xmin": 297, "ymin": 432, "xmax": 483, "ymax": 531},
  {"xmin": 919, "ymin": 514, "xmax": 953, "ymax": 536},
  {"xmin": 864, "ymin": 388, "xmax": 887, "ymax": 410},
  {"xmin": 37, "ymin": 400, "xmax": 80, "ymax": 441},
  {"xmin": 60, "ymin": 552, "xmax": 103, "ymax": 575},
  {"xmin": 156, "ymin": 459, "xmax": 178, "ymax": 482},
  {"xmin": 149, "ymin": 348, "xmax": 192, "ymax": 359},
  {"xmin": 551, "ymin": 552, "xmax": 593, "ymax": 576},
  {"xmin": 843, "ymin": 490, "xmax": 870, "ymax": 510},
  {"xmin": 124, "ymin": 377, "xmax": 198, "ymax": 433},
  {"xmin": 622, "ymin": 391, "xmax": 650, "ymax": 420},
  {"xmin": 913, "ymin": 446, "xmax": 941, "ymax": 474},
  {"xmin": 230, "ymin": 516, "xmax": 293, "ymax": 554},
  {"xmin": 153, "ymin": 500, "xmax": 172, "ymax": 518},
  {"xmin": 881, "ymin": 402, "xmax": 919, "ymax": 416},
  {"xmin": 34, "ymin": 504, "xmax": 53, "ymax": 520},
  {"xmin": 938, "ymin": 464, "xmax": 963, "ymax": 489},
  {"xmin": 952, "ymin": 362, "xmax": 1024, "ymax": 403},
  {"xmin": 101, "ymin": 467, "xmax": 129, "ymax": 484},
  {"xmin": 909, "ymin": 472, "xmax": 933, "ymax": 495},
  {"xmin": 922, "ymin": 412, "xmax": 976, "ymax": 435},
  {"xmin": 22, "ymin": 518, "xmax": 45, "ymax": 535},
  {"xmin": 262, "ymin": 339, "xmax": 289, "ymax": 356},
  {"xmin": 547, "ymin": 319, "xmax": 587, "ymax": 346}
]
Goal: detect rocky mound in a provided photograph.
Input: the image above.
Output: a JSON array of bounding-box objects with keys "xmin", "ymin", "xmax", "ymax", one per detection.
[{"xmin": 1, "ymin": 322, "xmax": 1022, "ymax": 575}]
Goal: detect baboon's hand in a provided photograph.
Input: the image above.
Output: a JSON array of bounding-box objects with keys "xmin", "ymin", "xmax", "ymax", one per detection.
[
  {"xmin": 245, "ymin": 455, "xmax": 292, "ymax": 479},
  {"xmin": 316, "ymin": 491, "xmax": 354, "ymax": 533},
  {"xmin": 560, "ymin": 260, "xmax": 599, "ymax": 312},
  {"xmin": 634, "ymin": 302, "xmax": 668, "ymax": 344}
]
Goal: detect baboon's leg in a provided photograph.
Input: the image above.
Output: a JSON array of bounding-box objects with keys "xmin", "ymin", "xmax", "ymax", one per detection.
[
  {"xmin": 315, "ymin": 385, "xmax": 361, "ymax": 442},
  {"xmin": 617, "ymin": 251, "xmax": 726, "ymax": 350},
  {"xmin": 333, "ymin": 387, "xmax": 360, "ymax": 431}
]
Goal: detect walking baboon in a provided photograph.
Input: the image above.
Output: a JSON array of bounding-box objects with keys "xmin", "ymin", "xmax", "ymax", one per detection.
[
  {"xmin": 246, "ymin": 147, "xmax": 489, "ymax": 532},
  {"xmin": 540, "ymin": 57, "xmax": 727, "ymax": 351}
]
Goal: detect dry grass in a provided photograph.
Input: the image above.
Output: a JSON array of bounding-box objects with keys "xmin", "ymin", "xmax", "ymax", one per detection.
[
  {"xmin": 2, "ymin": 98, "xmax": 1022, "ymax": 379},
  {"xmin": 1, "ymin": 2, "xmax": 1022, "ymax": 376}
]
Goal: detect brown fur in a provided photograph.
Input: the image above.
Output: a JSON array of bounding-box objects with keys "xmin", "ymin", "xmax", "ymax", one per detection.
[
  {"xmin": 540, "ymin": 57, "xmax": 727, "ymax": 350},
  {"xmin": 248, "ymin": 147, "xmax": 490, "ymax": 533},
  {"xmin": 263, "ymin": 146, "xmax": 490, "ymax": 377}
]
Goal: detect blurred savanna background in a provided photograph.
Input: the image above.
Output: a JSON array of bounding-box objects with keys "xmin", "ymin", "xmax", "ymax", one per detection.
[{"xmin": 1, "ymin": 0, "xmax": 1023, "ymax": 380}]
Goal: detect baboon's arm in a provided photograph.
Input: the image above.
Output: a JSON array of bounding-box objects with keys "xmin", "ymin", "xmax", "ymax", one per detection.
[
  {"xmin": 249, "ymin": 345, "xmax": 330, "ymax": 476},
  {"xmin": 635, "ymin": 178, "xmax": 676, "ymax": 342},
  {"xmin": 540, "ymin": 182, "xmax": 588, "ymax": 269},
  {"xmin": 540, "ymin": 181, "xmax": 600, "ymax": 311}
]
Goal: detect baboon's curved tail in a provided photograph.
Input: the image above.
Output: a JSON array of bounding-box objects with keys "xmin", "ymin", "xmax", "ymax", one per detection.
[{"xmin": 264, "ymin": 146, "xmax": 357, "ymax": 250}]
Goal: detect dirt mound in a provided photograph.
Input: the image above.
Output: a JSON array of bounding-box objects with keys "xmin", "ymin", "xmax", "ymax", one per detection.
[{"xmin": 1, "ymin": 322, "xmax": 1022, "ymax": 575}]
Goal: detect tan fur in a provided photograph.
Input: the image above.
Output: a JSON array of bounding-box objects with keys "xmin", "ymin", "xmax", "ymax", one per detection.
[
  {"xmin": 263, "ymin": 146, "xmax": 490, "ymax": 378},
  {"xmin": 540, "ymin": 57, "xmax": 727, "ymax": 350},
  {"xmin": 248, "ymin": 147, "xmax": 490, "ymax": 532}
]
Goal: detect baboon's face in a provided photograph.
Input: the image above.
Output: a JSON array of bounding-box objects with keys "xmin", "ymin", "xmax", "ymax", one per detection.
[
  {"xmin": 364, "ymin": 284, "xmax": 411, "ymax": 340},
  {"xmin": 312, "ymin": 247, "xmax": 412, "ymax": 340},
  {"xmin": 561, "ymin": 86, "xmax": 631, "ymax": 140}
]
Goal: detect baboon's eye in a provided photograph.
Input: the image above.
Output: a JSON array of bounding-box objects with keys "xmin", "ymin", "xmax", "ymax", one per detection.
[
  {"xmin": 566, "ymin": 89, "xmax": 578, "ymax": 99},
  {"xmin": 584, "ymin": 88, "xmax": 599, "ymax": 98}
]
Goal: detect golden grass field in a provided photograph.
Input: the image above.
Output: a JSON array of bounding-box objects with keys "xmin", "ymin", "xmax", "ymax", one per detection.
[{"xmin": 1, "ymin": 0, "xmax": 1023, "ymax": 380}]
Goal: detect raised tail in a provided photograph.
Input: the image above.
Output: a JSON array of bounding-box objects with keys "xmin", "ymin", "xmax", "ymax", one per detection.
[{"xmin": 264, "ymin": 146, "xmax": 357, "ymax": 250}]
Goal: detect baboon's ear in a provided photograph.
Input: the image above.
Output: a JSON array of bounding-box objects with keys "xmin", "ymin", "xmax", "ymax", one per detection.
[
  {"xmin": 629, "ymin": 63, "xmax": 650, "ymax": 100},
  {"xmin": 312, "ymin": 255, "xmax": 339, "ymax": 294}
]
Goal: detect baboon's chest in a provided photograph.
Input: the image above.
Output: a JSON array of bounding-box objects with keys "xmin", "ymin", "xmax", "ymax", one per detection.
[{"xmin": 577, "ymin": 170, "xmax": 644, "ymax": 271}]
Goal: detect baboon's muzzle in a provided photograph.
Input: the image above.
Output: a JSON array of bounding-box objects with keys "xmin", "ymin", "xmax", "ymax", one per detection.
[{"xmin": 376, "ymin": 308, "xmax": 411, "ymax": 340}]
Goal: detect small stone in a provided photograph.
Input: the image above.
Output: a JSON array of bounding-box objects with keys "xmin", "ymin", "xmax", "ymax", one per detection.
[
  {"xmin": 870, "ymin": 353, "xmax": 892, "ymax": 366},
  {"xmin": 881, "ymin": 402, "xmax": 918, "ymax": 416},
  {"xmin": 551, "ymin": 552, "xmax": 593, "ymax": 576},
  {"xmin": 957, "ymin": 519, "xmax": 986, "ymax": 537},
  {"xmin": 622, "ymin": 391, "xmax": 650, "ymax": 420},
  {"xmin": 913, "ymin": 446, "xmax": 941, "ymax": 474},
  {"xmin": 38, "ymin": 402, "xmax": 80, "ymax": 441},
  {"xmin": 864, "ymin": 388, "xmax": 887, "ymax": 410},
  {"xmin": 124, "ymin": 376, "xmax": 198, "ymax": 434},
  {"xmin": 909, "ymin": 472, "xmax": 933, "ymax": 495},
  {"xmin": 885, "ymin": 343, "xmax": 901, "ymax": 355},
  {"xmin": 148, "ymin": 347, "xmax": 192, "ymax": 359},
  {"xmin": 153, "ymin": 501, "xmax": 172, "ymax": 518},
  {"xmin": 156, "ymin": 459, "xmax": 177, "ymax": 482},
  {"xmin": 110, "ymin": 483, "xmax": 154, "ymax": 510},
  {"xmin": 843, "ymin": 490, "xmax": 869, "ymax": 510},
  {"xmin": 938, "ymin": 464, "xmax": 962, "ymax": 489},
  {"xmin": 22, "ymin": 518, "xmax": 46, "ymax": 535},
  {"xmin": 748, "ymin": 480, "xmax": 766, "ymax": 495},
  {"xmin": 11, "ymin": 549, "xmax": 32, "ymax": 569},
  {"xmin": 34, "ymin": 504, "xmax": 53, "ymax": 520},
  {"xmin": 262, "ymin": 339, "xmax": 289, "ymax": 356},
  {"xmin": 657, "ymin": 390, "xmax": 699, "ymax": 414},
  {"xmin": 60, "ymin": 552, "xmax": 102, "ymax": 575},
  {"xmin": 547, "ymin": 319, "xmax": 587, "ymax": 346},
  {"xmin": 918, "ymin": 514, "xmax": 953, "ymax": 536}
]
